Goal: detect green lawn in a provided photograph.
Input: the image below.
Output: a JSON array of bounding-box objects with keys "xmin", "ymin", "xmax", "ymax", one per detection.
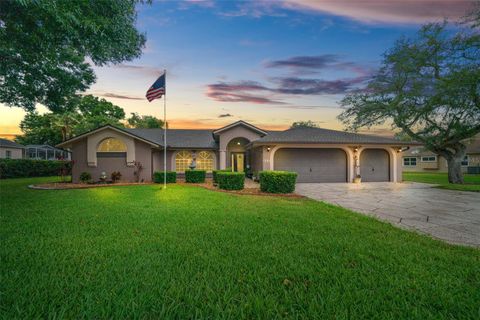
[
  {"xmin": 1, "ymin": 177, "xmax": 479, "ymax": 319},
  {"xmin": 403, "ymin": 172, "xmax": 480, "ymax": 192}
]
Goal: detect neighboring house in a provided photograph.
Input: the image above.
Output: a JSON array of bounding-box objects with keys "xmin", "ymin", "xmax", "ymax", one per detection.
[
  {"xmin": 402, "ymin": 134, "xmax": 480, "ymax": 173},
  {"xmin": 0, "ymin": 138, "xmax": 24, "ymax": 159},
  {"xmin": 57, "ymin": 120, "xmax": 417, "ymax": 183},
  {"xmin": 25, "ymin": 145, "xmax": 71, "ymax": 160}
]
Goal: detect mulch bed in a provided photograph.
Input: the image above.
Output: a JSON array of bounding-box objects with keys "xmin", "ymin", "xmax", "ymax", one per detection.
[
  {"xmin": 29, "ymin": 179, "xmax": 304, "ymax": 198},
  {"xmin": 176, "ymin": 181, "xmax": 305, "ymax": 198}
]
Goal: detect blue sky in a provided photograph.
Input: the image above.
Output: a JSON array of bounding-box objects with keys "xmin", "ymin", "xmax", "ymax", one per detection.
[{"xmin": 0, "ymin": 0, "xmax": 474, "ymax": 135}]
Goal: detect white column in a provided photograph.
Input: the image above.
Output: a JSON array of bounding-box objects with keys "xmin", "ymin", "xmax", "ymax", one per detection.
[{"xmin": 219, "ymin": 150, "xmax": 226, "ymax": 169}]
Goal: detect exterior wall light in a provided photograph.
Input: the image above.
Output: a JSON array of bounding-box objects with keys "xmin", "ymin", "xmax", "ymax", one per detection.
[{"xmin": 267, "ymin": 147, "xmax": 271, "ymax": 152}]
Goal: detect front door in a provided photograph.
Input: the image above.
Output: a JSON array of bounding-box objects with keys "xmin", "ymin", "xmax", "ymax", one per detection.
[{"xmin": 231, "ymin": 153, "xmax": 245, "ymax": 172}]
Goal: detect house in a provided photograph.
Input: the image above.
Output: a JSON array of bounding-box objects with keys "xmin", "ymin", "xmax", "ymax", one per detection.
[
  {"xmin": 57, "ymin": 120, "xmax": 417, "ymax": 183},
  {"xmin": 0, "ymin": 138, "xmax": 24, "ymax": 159},
  {"xmin": 402, "ymin": 134, "xmax": 480, "ymax": 174}
]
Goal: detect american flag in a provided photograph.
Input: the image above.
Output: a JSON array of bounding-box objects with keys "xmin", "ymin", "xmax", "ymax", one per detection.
[{"xmin": 146, "ymin": 73, "xmax": 166, "ymax": 102}]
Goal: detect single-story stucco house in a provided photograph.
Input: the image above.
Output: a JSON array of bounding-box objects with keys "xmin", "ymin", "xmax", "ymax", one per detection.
[
  {"xmin": 402, "ymin": 134, "xmax": 480, "ymax": 174},
  {"xmin": 57, "ymin": 120, "xmax": 418, "ymax": 183}
]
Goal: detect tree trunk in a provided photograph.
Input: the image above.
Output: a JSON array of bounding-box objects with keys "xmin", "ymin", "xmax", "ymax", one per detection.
[{"xmin": 446, "ymin": 154, "xmax": 464, "ymax": 184}]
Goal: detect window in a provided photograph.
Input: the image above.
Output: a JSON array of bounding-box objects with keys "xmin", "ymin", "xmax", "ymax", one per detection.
[
  {"xmin": 175, "ymin": 150, "xmax": 193, "ymax": 172},
  {"xmin": 97, "ymin": 138, "xmax": 127, "ymax": 152},
  {"xmin": 461, "ymin": 156, "xmax": 469, "ymax": 166},
  {"xmin": 5, "ymin": 150, "xmax": 11, "ymax": 159},
  {"xmin": 421, "ymin": 156, "xmax": 436, "ymax": 162},
  {"xmin": 403, "ymin": 157, "xmax": 417, "ymax": 166},
  {"xmin": 196, "ymin": 151, "xmax": 214, "ymax": 172}
]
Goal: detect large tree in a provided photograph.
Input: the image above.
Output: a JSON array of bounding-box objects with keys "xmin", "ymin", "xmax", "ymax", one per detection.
[
  {"xmin": 0, "ymin": 0, "xmax": 146, "ymax": 112},
  {"xmin": 338, "ymin": 22, "xmax": 480, "ymax": 184},
  {"xmin": 16, "ymin": 95, "xmax": 125, "ymax": 146}
]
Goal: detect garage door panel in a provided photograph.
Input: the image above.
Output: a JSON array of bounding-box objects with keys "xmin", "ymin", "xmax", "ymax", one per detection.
[
  {"xmin": 274, "ymin": 148, "xmax": 347, "ymax": 183},
  {"xmin": 360, "ymin": 149, "xmax": 390, "ymax": 182}
]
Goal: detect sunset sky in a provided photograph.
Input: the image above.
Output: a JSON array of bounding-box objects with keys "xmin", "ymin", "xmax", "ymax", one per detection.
[{"xmin": 0, "ymin": 0, "xmax": 475, "ymax": 137}]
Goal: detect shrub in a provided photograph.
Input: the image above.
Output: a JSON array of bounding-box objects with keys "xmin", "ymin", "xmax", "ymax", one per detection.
[
  {"xmin": 217, "ymin": 172, "xmax": 245, "ymax": 190},
  {"xmin": 212, "ymin": 169, "xmax": 231, "ymax": 184},
  {"xmin": 153, "ymin": 171, "xmax": 177, "ymax": 183},
  {"xmin": 79, "ymin": 172, "xmax": 92, "ymax": 183},
  {"xmin": 259, "ymin": 171, "xmax": 297, "ymax": 194},
  {"xmin": 0, "ymin": 159, "xmax": 72, "ymax": 179},
  {"xmin": 185, "ymin": 170, "xmax": 206, "ymax": 183},
  {"xmin": 111, "ymin": 171, "xmax": 122, "ymax": 183}
]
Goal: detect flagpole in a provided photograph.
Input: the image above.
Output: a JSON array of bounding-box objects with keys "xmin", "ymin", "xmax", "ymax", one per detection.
[{"xmin": 163, "ymin": 69, "xmax": 167, "ymax": 189}]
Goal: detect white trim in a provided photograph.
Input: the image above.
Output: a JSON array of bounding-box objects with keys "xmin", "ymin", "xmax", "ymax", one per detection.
[
  {"xmin": 56, "ymin": 125, "xmax": 159, "ymax": 148},
  {"xmin": 420, "ymin": 155, "xmax": 437, "ymax": 162},
  {"xmin": 357, "ymin": 147, "xmax": 397, "ymax": 182},
  {"xmin": 172, "ymin": 149, "xmax": 217, "ymax": 172},
  {"xmin": 213, "ymin": 120, "xmax": 267, "ymax": 136},
  {"xmin": 403, "ymin": 157, "xmax": 417, "ymax": 166}
]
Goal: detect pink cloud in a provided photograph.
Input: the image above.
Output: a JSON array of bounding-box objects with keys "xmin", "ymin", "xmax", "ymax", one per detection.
[{"xmin": 282, "ymin": 0, "xmax": 475, "ymax": 24}]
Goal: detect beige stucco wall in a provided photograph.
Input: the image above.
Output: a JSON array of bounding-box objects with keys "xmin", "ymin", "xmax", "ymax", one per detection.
[
  {"xmin": 217, "ymin": 125, "xmax": 264, "ymax": 169},
  {"xmin": 86, "ymin": 128, "xmax": 136, "ymax": 166},
  {"xmin": 402, "ymin": 155, "xmax": 478, "ymax": 173},
  {"xmin": 71, "ymin": 137, "xmax": 153, "ymax": 183},
  {"xmin": 262, "ymin": 144, "xmax": 402, "ymax": 182},
  {"xmin": 0, "ymin": 147, "xmax": 23, "ymax": 159}
]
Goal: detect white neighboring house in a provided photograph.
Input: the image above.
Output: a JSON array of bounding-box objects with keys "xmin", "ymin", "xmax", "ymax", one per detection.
[{"xmin": 0, "ymin": 138, "xmax": 24, "ymax": 159}]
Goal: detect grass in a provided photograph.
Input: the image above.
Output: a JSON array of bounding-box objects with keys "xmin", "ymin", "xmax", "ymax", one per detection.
[
  {"xmin": 1, "ymin": 177, "xmax": 479, "ymax": 319},
  {"xmin": 403, "ymin": 172, "xmax": 480, "ymax": 192}
]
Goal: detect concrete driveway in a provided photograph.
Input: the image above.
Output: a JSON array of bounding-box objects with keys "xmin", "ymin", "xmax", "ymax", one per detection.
[{"xmin": 296, "ymin": 182, "xmax": 480, "ymax": 247}]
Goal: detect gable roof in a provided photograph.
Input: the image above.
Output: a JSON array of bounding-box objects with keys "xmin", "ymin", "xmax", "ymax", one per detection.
[
  {"xmin": 124, "ymin": 128, "xmax": 218, "ymax": 149},
  {"xmin": 212, "ymin": 120, "xmax": 268, "ymax": 136},
  {"xmin": 0, "ymin": 138, "xmax": 24, "ymax": 149},
  {"xmin": 252, "ymin": 127, "xmax": 417, "ymax": 146},
  {"xmin": 56, "ymin": 125, "xmax": 161, "ymax": 148}
]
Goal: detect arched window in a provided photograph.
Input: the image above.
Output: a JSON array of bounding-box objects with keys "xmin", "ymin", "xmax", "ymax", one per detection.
[
  {"xmin": 97, "ymin": 138, "xmax": 127, "ymax": 152},
  {"xmin": 197, "ymin": 151, "xmax": 214, "ymax": 172},
  {"xmin": 175, "ymin": 150, "xmax": 193, "ymax": 172}
]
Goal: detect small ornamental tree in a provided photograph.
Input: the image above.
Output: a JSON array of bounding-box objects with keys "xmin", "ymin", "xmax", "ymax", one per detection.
[{"xmin": 339, "ymin": 22, "xmax": 480, "ymax": 184}]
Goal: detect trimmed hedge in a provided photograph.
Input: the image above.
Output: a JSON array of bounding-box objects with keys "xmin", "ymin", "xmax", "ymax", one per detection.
[
  {"xmin": 185, "ymin": 170, "xmax": 206, "ymax": 183},
  {"xmin": 153, "ymin": 171, "xmax": 177, "ymax": 183},
  {"xmin": 259, "ymin": 171, "xmax": 297, "ymax": 194},
  {"xmin": 217, "ymin": 172, "xmax": 245, "ymax": 190},
  {"xmin": 212, "ymin": 169, "xmax": 231, "ymax": 184},
  {"xmin": 0, "ymin": 159, "xmax": 72, "ymax": 179}
]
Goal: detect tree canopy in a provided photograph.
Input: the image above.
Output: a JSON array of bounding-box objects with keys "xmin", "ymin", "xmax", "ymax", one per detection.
[
  {"xmin": 291, "ymin": 121, "xmax": 319, "ymax": 129},
  {"xmin": 15, "ymin": 95, "xmax": 164, "ymax": 146},
  {"xmin": 338, "ymin": 22, "xmax": 480, "ymax": 183},
  {"xmin": 127, "ymin": 113, "xmax": 164, "ymax": 129},
  {"xmin": 16, "ymin": 95, "xmax": 125, "ymax": 145},
  {"xmin": 0, "ymin": 0, "xmax": 146, "ymax": 112}
]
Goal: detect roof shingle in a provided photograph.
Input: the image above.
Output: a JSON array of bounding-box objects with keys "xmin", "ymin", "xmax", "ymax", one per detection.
[
  {"xmin": 252, "ymin": 127, "xmax": 413, "ymax": 145},
  {"xmin": 124, "ymin": 128, "xmax": 217, "ymax": 149},
  {"xmin": 0, "ymin": 138, "xmax": 24, "ymax": 149}
]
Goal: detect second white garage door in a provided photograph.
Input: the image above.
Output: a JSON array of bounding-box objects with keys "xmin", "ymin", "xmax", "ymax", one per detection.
[{"xmin": 274, "ymin": 148, "xmax": 347, "ymax": 183}]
